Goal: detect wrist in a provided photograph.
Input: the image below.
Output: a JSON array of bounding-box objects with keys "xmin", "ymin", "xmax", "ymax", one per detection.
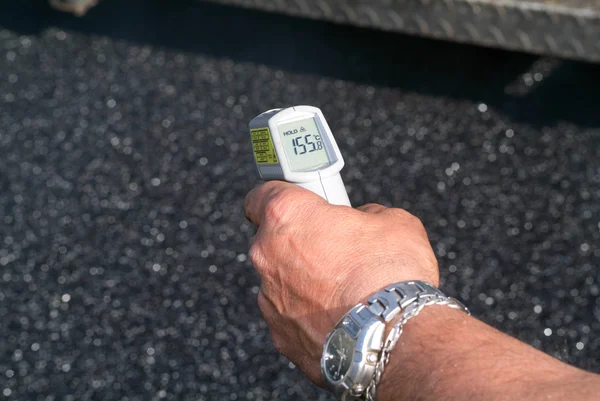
[
  {"xmin": 322, "ymin": 281, "xmax": 465, "ymax": 401},
  {"xmin": 336, "ymin": 271, "xmax": 441, "ymax": 317}
]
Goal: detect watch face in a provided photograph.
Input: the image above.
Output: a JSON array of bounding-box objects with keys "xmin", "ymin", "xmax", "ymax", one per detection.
[{"xmin": 323, "ymin": 329, "xmax": 355, "ymax": 382}]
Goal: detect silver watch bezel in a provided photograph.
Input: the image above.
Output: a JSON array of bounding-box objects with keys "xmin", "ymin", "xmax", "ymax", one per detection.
[{"xmin": 321, "ymin": 304, "xmax": 385, "ymax": 400}]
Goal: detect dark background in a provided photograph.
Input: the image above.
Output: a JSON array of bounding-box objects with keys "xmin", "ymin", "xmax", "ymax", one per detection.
[{"xmin": 0, "ymin": 1, "xmax": 599, "ymax": 400}]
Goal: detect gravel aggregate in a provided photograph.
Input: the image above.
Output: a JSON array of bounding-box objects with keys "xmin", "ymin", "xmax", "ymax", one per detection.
[{"xmin": 0, "ymin": 1, "xmax": 599, "ymax": 400}]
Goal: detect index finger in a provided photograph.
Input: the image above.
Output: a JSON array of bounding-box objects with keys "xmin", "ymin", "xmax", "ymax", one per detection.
[{"xmin": 244, "ymin": 181, "xmax": 323, "ymax": 226}]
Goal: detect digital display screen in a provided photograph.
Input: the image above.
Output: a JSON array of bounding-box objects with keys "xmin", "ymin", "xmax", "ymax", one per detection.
[{"xmin": 278, "ymin": 118, "xmax": 331, "ymax": 172}]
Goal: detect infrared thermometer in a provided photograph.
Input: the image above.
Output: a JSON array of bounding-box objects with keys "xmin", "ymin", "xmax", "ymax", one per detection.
[{"xmin": 249, "ymin": 106, "xmax": 351, "ymax": 206}]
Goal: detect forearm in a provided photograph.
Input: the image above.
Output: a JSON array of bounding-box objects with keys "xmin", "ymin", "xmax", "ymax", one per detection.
[{"xmin": 377, "ymin": 306, "xmax": 600, "ymax": 401}]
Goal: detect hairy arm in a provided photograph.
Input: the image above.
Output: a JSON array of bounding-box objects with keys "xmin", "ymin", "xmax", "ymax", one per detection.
[
  {"xmin": 378, "ymin": 307, "xmax": 599, "ymax": 401},
  {"xmin": 244, "ymin": 181, "xmax": 600, "ymax": 401}
]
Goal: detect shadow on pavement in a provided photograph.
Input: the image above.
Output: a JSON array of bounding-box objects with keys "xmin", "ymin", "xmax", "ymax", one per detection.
[{"xmin": 1, "ymin": 0, "xmax": 599, "ymax": 128}]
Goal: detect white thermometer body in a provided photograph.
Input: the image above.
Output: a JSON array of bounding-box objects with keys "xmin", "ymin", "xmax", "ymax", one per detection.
[{"xmin": 249, "ymin": 106, "xmax": 350, "ymax": 206}]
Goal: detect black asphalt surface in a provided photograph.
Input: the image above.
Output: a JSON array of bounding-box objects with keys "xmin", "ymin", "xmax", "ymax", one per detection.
[{"xmin": 1, "ymin": 1, "xmax": 599, "ymax": 400}]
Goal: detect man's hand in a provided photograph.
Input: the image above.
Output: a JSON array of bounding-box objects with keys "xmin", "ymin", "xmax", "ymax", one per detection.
[{"xmin": 244, "ymin": 181, "xmax": 439, "ymax": 385}]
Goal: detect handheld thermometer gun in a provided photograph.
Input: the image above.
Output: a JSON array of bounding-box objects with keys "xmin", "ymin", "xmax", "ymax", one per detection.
[{"xmin": 249, "ymin": 106, "xmax": 351, "ymax": 206}]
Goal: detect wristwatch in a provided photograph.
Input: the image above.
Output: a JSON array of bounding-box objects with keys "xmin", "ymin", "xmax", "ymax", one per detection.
[{"xmin": 321, "ymin": 281, "xmax": 468, "ymax": 401}]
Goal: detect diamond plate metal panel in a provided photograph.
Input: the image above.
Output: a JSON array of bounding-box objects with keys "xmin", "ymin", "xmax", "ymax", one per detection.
[{"xmin": 204, "ymin": 0, "xmax": 600, "ymax": 62}]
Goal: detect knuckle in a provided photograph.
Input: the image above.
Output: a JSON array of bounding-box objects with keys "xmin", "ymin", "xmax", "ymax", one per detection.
[
  {"xmin": 387, "ymin": 208, "xmax": 425, "ymax": 227},
  {"xmin": 384, "ymin": 207, "xmax": 412, "ymax": 219},
  {"xmin": 257, "ymin": 291, "xmax": 268, "ymax": 312},
  {"xmin": 409, "ymin": 214, "xmax": 426, "ymax": 231},
  {"xmin": 257, "ymin": 292, "xmax": 276, "ymax": 323},
  {"xmin": 384, "ymin": 209, "xmax": 429, "ymax": 239},
  {"xmin": 249, "ymin": 242, "xmax": 266, "ymax": 268},
  {"xmin": 264, "ymin": 191, "xmax": 294, "ymax": 224},
  {"xmin": 359, "ymin": 203, "xmax": 386, "ymax": 214}
]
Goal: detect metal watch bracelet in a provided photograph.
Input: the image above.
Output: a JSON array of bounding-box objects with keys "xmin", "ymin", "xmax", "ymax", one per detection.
[{"xmin": 364, "ymin": 281, "xmax": 470, "ymax": 401}]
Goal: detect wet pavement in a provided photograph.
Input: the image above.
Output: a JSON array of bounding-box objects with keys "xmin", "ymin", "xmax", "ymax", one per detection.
[{"xmin": 0, "ymin": 1, "xmax": 599, "ymax": 400}]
